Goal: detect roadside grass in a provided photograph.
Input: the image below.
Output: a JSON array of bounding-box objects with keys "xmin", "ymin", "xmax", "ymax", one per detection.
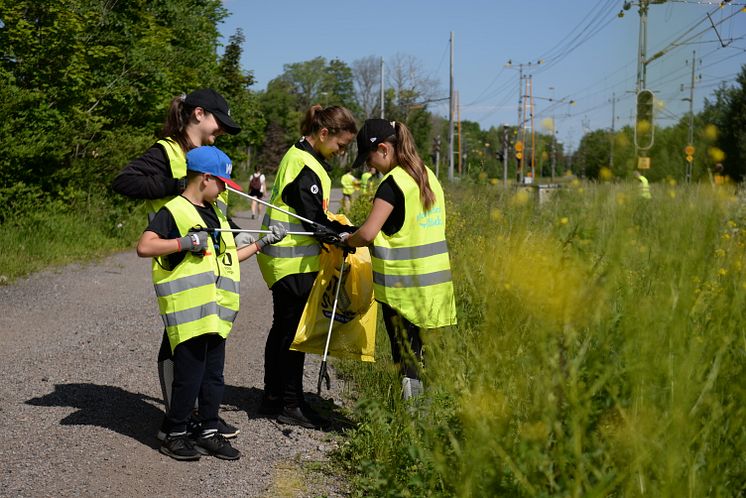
[
  {"xmin": 0, "ymin": 194, "xmax": 145, "ymax": 283},
  {"xmin": 335, "ymin": 181, "xmax": 746, "ymax": 497}
]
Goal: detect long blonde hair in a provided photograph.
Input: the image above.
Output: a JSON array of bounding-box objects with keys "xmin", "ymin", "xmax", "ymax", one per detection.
[{"xmin": 385, "ymin": 122, "xmax": 436, "ymax": 211}]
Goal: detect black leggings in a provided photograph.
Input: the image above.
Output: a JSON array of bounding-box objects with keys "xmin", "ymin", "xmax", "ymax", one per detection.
[
  {"xmin": 380, "ymin": 302, "xmax": 424, "ymax": 379},
  {"xmin": 264, "ymin": 272, "xmax": 317, "ymax": 409}
]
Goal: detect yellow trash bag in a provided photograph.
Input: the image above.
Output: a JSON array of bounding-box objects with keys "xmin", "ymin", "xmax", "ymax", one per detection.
[{"xmin": 292, "ymin": 221, "xmax": 377, "ymax": 362}]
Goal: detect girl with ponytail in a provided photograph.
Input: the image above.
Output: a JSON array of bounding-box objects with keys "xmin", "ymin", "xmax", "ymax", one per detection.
[{"xmin": 343, "ymin": 119, "xmax": 457, "ymax": 400}]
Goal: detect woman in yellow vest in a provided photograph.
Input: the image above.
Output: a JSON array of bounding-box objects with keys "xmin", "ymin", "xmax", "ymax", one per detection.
[
  {"xmin": 343, "ymin": 119, "xmax": 457, "ymax": 399},
  {"xmin": 113, "ymin": 89, "xmax": 248, "ymax": 440},
  {"xmin": 257, "ymin": 104, "xmax": 357, "ymax": 428},
  {"xmin": 137, "ymin": 146, "xmax": 286, "ymax": 461}
]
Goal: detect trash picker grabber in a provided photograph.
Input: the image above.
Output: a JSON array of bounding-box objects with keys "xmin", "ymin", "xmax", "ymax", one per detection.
[
  {"xmin": 210, "ymin": 228, "xmax": 315, "ymax": 236},
  {"xmin": 227, "ymin": 186, "xmax": 318, "ymax": 229},
  {"xmin": 226, "ymin": 186, "xmax": 351, "ymax": 249},
  {"xmin": 317, "ymin": 248, "xmax": 349, "ymax": 395}
]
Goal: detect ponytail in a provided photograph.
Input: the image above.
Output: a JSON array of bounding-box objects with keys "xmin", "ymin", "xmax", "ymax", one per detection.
[
  {"xmin": 301, "ymin": 104, "xmax": 357, "ymax": 137},
  {"xmin": 159, "ymin": 94, "xmax": 195, "ymax": 153},
  {"xmin": 388, "ymin": 122, "xmax": 436, "ymax": 211}
]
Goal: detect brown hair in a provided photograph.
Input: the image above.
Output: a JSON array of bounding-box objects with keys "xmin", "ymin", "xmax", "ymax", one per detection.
[
  {"xmin": 160, "ymin": 95, "xmax": 197, "ymax": 153},
  {"xmin": 385, "ymin": 122, "xmax": 436, "ymax": 211},
  {"xmin": 300, "ymin": 104, "xmax": 357, "ymax": 137}
]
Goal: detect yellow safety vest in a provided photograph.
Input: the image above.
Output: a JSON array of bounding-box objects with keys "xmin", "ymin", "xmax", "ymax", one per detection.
[
  {"xmin": 257, "ymin": 145, "xmax": 332, "ymax": 288},
  {"xmin": 361, "ymin": 172, "xmax": 372, "ymax": 194},
  {"xmin": 146, "ymin": 138, "xmax": 228, "ymax": 218},
  {"xmin": 341, "ymin": 173, "xmax": 357, "ymax": 195},
  {"xmin": 371, "ymin": 166, "xmax": 457, "ymax": 329},
  {"xmin": 637, "ymin": 175, "xmax": 652, "ymax": 199},
  {"xmin": 153, "ymin": 196, "xmax": 240, "ymax": 352}
]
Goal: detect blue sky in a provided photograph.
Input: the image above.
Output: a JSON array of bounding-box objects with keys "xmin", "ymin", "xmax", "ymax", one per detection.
[{"xmin": 219, "ymin": 0, "xmax": 746, "ymax": 150}]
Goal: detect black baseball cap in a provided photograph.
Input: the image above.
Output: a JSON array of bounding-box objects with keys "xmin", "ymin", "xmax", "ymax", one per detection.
[
  {"xmin": 352, "ymin": 119, "xmax": 396, "ymax": 169},
  {"xmin": 184, "ymin": 88, "xmax": 241, "ymax": 135}
]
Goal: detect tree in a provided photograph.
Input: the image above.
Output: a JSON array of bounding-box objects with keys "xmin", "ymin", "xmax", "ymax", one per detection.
[
  {"xmin": 702, "ymin": 65, "xmax": 746, "ymax": 180},
  {"xmin": 352, "ymin": 55, "xmax": 381, "ymax": 118}
]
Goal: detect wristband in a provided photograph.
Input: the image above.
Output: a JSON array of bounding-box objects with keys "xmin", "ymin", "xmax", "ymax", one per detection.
[
  {"xmin": 254, "ymin": 241, "xmax": 261, "ymax": 253},
  {"xmin": 176, "ymin": 237, "xmax": 181, "ymax": 252}
]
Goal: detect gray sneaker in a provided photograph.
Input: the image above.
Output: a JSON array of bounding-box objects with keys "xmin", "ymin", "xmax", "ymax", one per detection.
[
  {"xmin": 160, "ymin": 433, "xmax": 201, "ymax": 461},
  {"xmin": 402, "ymin": 377, "xmax": 424, "ymax": 400}
]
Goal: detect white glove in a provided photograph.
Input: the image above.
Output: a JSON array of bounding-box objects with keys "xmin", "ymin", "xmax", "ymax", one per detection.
[{"xmin": 234, "ymin": 232, "xmax": 257, "ymax": 248}]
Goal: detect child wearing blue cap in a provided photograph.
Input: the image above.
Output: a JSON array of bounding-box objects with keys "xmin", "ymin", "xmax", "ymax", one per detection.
[{"xmin": 137, "ymin": 146, "xmax": 286, "ymax": 461}]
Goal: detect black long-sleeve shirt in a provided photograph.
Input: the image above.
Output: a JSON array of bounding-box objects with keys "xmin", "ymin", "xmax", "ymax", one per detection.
[
  {"xmin": 112, "ymin": 141, "xmax": 240, "ymax": 230},
  {"xmin": 112, "ymin": 143, "xmax": 181, "ymax": 199}
]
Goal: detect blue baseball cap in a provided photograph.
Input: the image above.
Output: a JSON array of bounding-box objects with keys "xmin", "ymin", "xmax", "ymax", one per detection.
[{"xmin": 186, "ymin": 146, "xmax": 242, "ymax": 191}]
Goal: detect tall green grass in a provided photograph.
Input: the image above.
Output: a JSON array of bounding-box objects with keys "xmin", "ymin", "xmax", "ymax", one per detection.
[{"xmin": 336, "ymin": 181, "xmax": 746, "ymax": 497}]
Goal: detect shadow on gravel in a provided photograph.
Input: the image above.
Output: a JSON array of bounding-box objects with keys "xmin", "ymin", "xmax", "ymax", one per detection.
[
  {"xmin": 222, "ymin": 385, "xmax": 355, "ymax": 433},
  {"xmin": 26, "ymin": 383, "xmax": 163, "ymax": 449}
]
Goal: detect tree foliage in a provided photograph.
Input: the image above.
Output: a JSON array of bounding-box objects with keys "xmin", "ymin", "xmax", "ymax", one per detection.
[{"xmin": 0, "ymin": 0, "xmax": 261, "ymax": 220}]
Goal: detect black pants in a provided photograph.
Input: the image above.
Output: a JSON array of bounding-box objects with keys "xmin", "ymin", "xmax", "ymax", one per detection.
[
  {"xmin": 264, "ymin": 272, "xmax": 317, "ymax": 409},
  {"xmin": 164, "ymin": 334, "xmax": 226, "ymax": 434},
  {"xmin": 381, "ymin": 302, "xmax": 424, "ymax": 380}
]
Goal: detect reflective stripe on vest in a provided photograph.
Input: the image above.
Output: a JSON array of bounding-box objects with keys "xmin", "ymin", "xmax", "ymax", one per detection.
[
  {"xmin": 371, "ymin": 166, "xmax": 457, "ymax": 329},
  {"xmin": 256, "ymin": 145, "xmax": 331, "ymax": 288},
  {"xmin": 372, "ymin": 269, "xmax": 453, "ymax": 288},
  {"xmin": 152, "ymin": 195, "xmax": 240, "ymax": 351}
]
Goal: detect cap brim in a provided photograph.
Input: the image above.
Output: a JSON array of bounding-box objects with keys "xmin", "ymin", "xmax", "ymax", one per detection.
[
  {"xmin": 217, "ymin": 176, "xmax": 242, "ymax": 191},
  {"xmin": 352, "ymin": 151, "xmax": 368, "ymax": 170},
  {"xmin": 213, "ymin": 111, "xmax": 241, "ymax": 135}
]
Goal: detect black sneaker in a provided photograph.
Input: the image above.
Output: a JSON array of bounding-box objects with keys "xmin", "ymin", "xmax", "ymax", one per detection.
[
  {"xmin": 217, "ymin": 417, "xmax": 239, "ymax": 439},
  {"xmin": 194, "ymin": 433, "xmax": 241, "ymax": 460},
  {"xmin": 277, "ymin": 406, "xmax": 318, "ymax": 429},
  {"xmin": 160, "ymin": 433, "xmax": 201, "ymax": 461}
]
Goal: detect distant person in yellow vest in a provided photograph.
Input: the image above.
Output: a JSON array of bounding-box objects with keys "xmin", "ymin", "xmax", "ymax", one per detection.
[
  {"xmin": 113, "ymin": 89, "xmax": 250, "ymax": 441},
  {"xmin": 360, "ymin": 166, "xmax": 376, "ymax": 194},
  {"xmin": 137, "ymin": 146, "xmax": 286, "ymax": 461},
  {"xmin": 257, "ymin": 105, "xmax": 357, "ymax": 428},
  {"xmin": 633, "ymin": 170, "xmax": 652, "ymax": 199},
  {"xmin": 340, "ymin": 169, "xmax": 359, "ymax": 210},
  {"xmin": 343, "ymin": 119, "xmax": 457, "ymax": 400}
]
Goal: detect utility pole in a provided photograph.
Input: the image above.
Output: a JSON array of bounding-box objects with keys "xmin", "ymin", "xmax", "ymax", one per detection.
[
  {"xmin": 502, "ymin": 124, "xmax": 509, "ymax": 188},
  {"xmin": 636, "ymin": 1, "xmax": 649, "ymax": 92},
  {"xmin": 609, "ymin": 92, "xmax": 617, "ymax": 169},
  {"xmin": 379, "ymin": 57, "xmax": 385, "ymax": 118},
  {"xmin": 448, "ymin": 31, "xmax": 455, "ymax": 181},
  {"xmin": 685, "ymin": 50, "xmax": 697, "ymax": 183},
  {"xmin": 457, "ymin": 90, "xmax": 462, "ymax": 176}
]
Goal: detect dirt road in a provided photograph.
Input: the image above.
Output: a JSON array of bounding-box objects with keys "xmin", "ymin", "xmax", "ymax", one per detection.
[{"xmin": 0, "ymin": 194, "xmax": 352, "ymax": 497}]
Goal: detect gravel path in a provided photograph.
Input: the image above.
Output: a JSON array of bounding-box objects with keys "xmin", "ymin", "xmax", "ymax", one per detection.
[{"xmin": 0, "ymin": 198, "xmax": 354, "ymax": 497}]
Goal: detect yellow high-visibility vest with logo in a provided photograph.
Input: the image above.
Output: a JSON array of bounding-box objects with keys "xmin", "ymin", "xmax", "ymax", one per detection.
[
  {"xmin": 371, "ymin": 166, "xmax": 457, "ymax": 329},
  {"xmin": 152, "ymin": 195, "xmax": 240, "ymax": 352},
  {"xmin": 146, "ymin": 138, "xmax": 228, "ymax": 217},
  {"xmin": 257, "ymin": 145, "xmax": 331, "ymax": 288}
]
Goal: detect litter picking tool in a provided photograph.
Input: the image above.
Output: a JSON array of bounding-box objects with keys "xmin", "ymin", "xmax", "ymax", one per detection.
[
  {"xmin": 226, "ymin": 186, "xmax": 353, "ymax": 249},
  {"xmin": 317, "ymin": 248, "xmax": 349, "ymax": 395},
  {"xmin": 210, "ymin": 228, "xmax": 315, "ymax": 236}
]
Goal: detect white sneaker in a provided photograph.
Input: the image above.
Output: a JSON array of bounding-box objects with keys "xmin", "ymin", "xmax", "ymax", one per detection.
[{"xmin": 401, "ymin": 377, "xmax": 423, "ymax": 400}]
